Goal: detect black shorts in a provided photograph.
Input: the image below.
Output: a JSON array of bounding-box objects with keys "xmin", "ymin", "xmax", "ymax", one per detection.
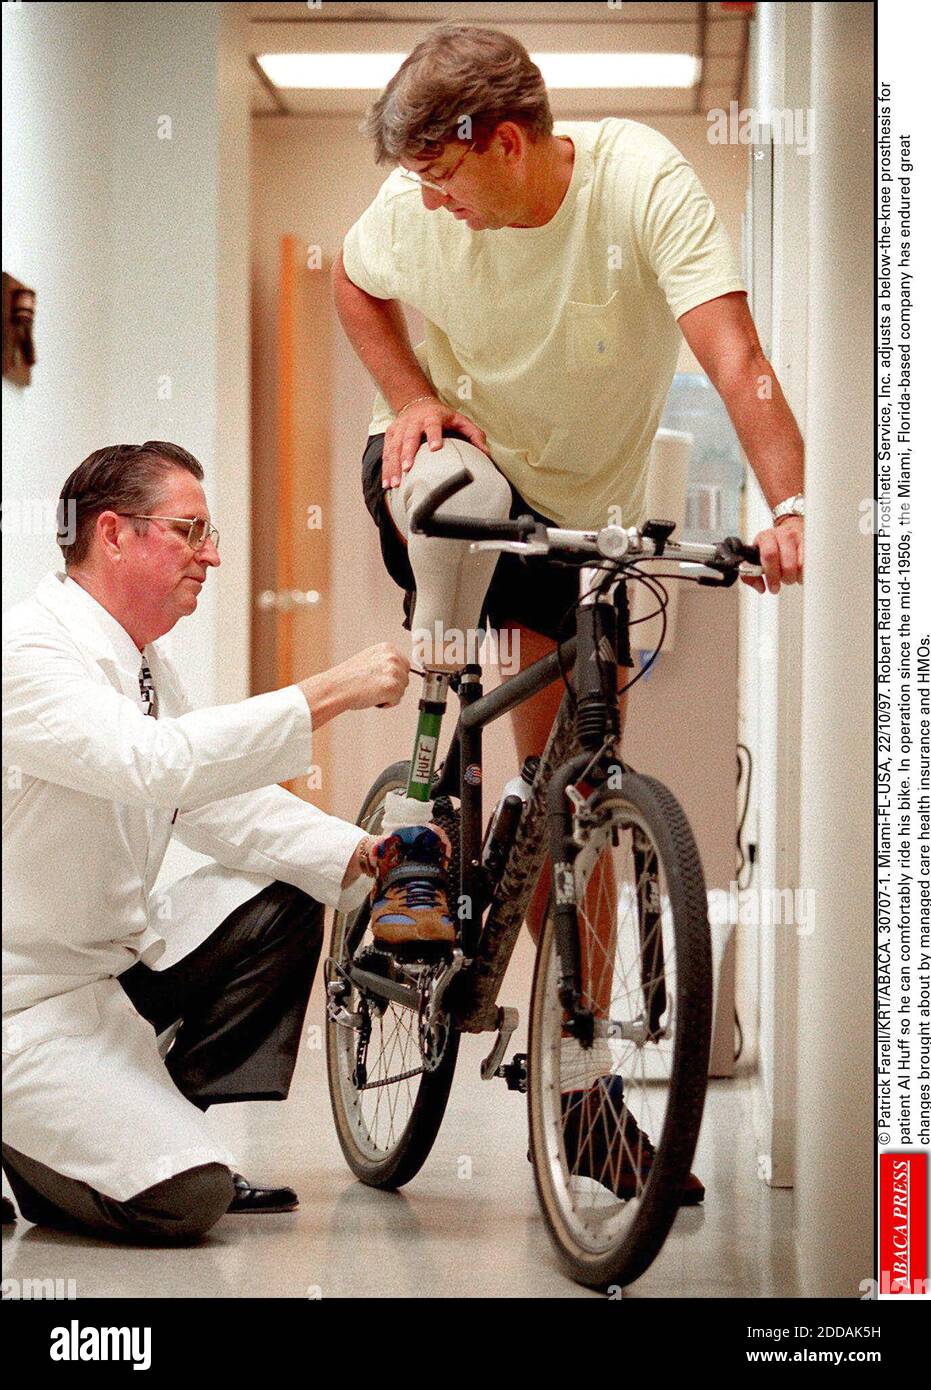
[{"xmin": 361, "ymin": 429, "xmax": 634, "ymax": 665}]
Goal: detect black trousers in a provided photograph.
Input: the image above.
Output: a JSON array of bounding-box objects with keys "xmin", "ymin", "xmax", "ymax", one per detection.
[
  {"xmin": 2, "ymin": 880, "xmax": 323, "ymax": 1243},
  {"xmin": 120, "ymin": 877, "xmax": 324, "ymax": 1108}
]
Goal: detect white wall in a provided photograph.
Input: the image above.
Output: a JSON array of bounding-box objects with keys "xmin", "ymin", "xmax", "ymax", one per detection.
[
  {"xmin": 2, "ymin": 2, "xmax": 114, "ymax": 603},
  {"xmin": 740, "ymin": 0, "xmax": 809, "ymax": 1187},
  {"xmin": 2, "ymin": 1, "xmax": 251, "ymax": 709}
]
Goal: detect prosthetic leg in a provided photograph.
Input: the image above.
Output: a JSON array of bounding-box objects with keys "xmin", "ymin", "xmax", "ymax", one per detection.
[
  {"xmin": 369, "ymin": 435, "xmax": 512, "ymax": 951},
  {"xmin": 370, "ymin": 671, "xmax": 455, "ymax": 953}
]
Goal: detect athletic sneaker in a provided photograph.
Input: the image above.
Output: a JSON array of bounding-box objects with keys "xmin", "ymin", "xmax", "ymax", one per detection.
[
  {"xmin": 561, "ymin": 1073, "xmax": 705, "ymax": 1205},
  {"xmin": 369, "ymin": 824, "xmax": 455, "ymax": 949}
]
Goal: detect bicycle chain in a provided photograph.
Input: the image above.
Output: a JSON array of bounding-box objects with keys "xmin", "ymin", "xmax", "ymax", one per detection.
[{"xmin": 354, "ymin": 1064, "xmax": 426, "ymax": 1092}]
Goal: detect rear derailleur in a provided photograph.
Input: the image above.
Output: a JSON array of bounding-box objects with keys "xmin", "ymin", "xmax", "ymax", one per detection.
[{"xmin": 326, "ymin": 945, "xmax": 466, "ymax": 1086}]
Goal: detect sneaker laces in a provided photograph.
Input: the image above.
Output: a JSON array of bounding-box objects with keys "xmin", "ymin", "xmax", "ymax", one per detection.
[{"xmin": 400, "ymin": 876, "xmax": 448, "ymax": 912}]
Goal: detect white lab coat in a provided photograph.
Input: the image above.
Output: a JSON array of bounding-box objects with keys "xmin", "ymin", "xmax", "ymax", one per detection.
[{"xmin": 1, "ymin": 571, "xmax": 369, "ymax": 1200}]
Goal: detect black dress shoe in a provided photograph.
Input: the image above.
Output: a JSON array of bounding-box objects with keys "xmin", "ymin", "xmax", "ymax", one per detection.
[
  {"xmin": 2, "ymin": 1195, "xmax": 16, "ymax": 1225},
  {"xmin": 228, "ymin": 1172, "xmax": 299, "ymax": 1214}
]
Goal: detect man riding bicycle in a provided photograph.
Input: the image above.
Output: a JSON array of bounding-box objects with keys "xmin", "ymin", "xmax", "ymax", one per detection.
[{"xmin": 334, "ymin": 23, "xmax": 804, "ymax": 1204}]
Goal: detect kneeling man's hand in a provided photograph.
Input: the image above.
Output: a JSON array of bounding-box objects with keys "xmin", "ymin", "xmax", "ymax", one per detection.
[
  {"xmin": 337, "ymin": 643, "xmax": 410, "ymax": 710},
  {"xmin": 298, "ymin": 644, "xmax": 410, "ymax": 728},
  {"xmin": 341, "ymin": 822, "xmax": 454, "ymax": 890}
]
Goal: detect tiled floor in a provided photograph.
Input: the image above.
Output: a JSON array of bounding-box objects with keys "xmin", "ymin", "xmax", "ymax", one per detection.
[{"xmin": 2, "ymin": 935, "xmax": 798, "ymax": 1299}]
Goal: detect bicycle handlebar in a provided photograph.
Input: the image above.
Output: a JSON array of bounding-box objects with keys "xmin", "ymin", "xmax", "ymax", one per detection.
[
  {"xmin": 410, "ymin": 468, "xmax": 534, "ymax": 542},
  {"xmin": 409, "ymin": 466, "xmax": 763, "ymax": 577}
]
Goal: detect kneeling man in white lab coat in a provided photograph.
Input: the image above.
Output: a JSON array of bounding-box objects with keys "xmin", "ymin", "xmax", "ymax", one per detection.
[{"xmin": 1, "ymin": 441, "xmax": 408, "ymax": 1242}]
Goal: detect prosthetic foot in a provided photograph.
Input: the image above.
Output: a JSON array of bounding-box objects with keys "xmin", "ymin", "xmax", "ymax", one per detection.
[{"xmin": 370, "ymin": 824, "xmax": 455, "ymax": 957}]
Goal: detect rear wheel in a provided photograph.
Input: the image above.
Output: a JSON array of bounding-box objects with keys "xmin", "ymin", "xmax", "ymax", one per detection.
[
  {"xmin": 528, "ymin": 772, "xmax": 712, "ymax": 1289},
  {"xmin": 325, "ymin": 761, "xmax": 460, "ymax": 1189}
]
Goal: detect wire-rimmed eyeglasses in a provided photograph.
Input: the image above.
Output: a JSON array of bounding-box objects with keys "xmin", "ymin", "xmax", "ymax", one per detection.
[
  {"xmin": 398, "ymin": 139, "xmax": 476, "ymax": 195},
  {"xmin": 120, "ymin": 514, "xmax": 220, "ymax": 551}
]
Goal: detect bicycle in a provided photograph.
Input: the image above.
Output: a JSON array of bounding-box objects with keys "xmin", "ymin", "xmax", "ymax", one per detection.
[{"xmin": 325, "ymin": 467, "xmax": 762, "ymax": 1290}]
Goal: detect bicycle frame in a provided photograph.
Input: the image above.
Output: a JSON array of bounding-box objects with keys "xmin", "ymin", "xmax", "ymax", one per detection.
[
  {"xmin": 338, "ymin": 571, "xmax": 633, "ymax": 1039},
  {"xmin": 341, "ymin": 464, "xmax": 761, "ymax": 1042},
  {"xmin": 432, "ymin": 569, "xmax": 630, "ymax": 1035},
  {"xmin": 434, "ymin": 652, "xmax": 576, "ymax": 1033}
]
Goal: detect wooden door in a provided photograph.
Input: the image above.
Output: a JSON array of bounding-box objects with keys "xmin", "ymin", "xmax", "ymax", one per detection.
[{"xmin": 251, "ymin": 234, "xmax": 334, "ymax": 811}]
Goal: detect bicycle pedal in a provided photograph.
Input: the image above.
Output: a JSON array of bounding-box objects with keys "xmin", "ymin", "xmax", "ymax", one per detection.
[
  {"xmin": 499, "ymin": 1052, "xmax": 528, "ymax": 1093},
  {"xmin": 355, "ymin": 945, "xmax": 396, "ymax": 978}
]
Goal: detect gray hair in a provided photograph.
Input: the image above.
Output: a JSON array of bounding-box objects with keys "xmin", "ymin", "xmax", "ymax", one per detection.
[{"xmin": 359, "ymin": 23, "xmax": 553, "ymax": 164}]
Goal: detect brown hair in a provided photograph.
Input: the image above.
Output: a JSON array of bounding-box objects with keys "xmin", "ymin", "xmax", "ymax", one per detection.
[
  {"xmin": 57, "ymin": 441, "xmax": 204, "ymax": 568},
  {"xmin": 360, "ymin": 23, "xmax": 553, "ymax": 164}
]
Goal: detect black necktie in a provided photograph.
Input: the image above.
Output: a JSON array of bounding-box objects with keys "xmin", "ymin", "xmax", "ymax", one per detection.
[
  {"xmin": 139, "ymin": 661, "xmax": 176, "ymax": 822},
  {"xmin": 139, "ymin": 662, "xmax": 159, "ymax": 719}
]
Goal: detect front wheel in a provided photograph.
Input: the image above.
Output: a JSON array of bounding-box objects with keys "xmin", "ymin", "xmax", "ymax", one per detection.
[
  {"xmin": 528, "ymin": 772, "xmax": 712, "ymax": 1290},
  {"xmin": 325, "ymin": 761, "xmax": 460, "ymax": 1189}
]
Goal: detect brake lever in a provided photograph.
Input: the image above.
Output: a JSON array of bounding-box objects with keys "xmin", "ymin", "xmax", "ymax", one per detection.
[
  {"xmin": 469, "ymin": 538, "xmax": 550, "ymax": 557},
  {"xmin": 696, "ymin": 568, "xmax": 739, "ymax": 588},
  {"xmin": 468, "ymin": 518, "xmax": 551, "ymax": 557},
  {"xmin": 696, "ymin": 535, "xmax": 763, "ymax": 587}
]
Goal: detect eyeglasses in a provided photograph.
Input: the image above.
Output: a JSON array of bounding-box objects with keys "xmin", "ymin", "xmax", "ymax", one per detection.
[
  {"xmin": 399, "ymin": 139, "xmax": 476, "ymax": 194},
  {"xmin": 120, "ymin": 514, "xmax": 220, "ymax": 551}
]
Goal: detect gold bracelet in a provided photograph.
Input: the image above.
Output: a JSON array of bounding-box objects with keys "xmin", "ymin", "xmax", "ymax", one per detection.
[{"xmin": 396, "ymin": 393, "xmax": 435, "ymax": 416}]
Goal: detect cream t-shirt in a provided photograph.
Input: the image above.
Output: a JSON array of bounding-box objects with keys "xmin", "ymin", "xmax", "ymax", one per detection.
[{"xmin": 341, "ymin": 117, "xmax": 745, "ymax": 529}]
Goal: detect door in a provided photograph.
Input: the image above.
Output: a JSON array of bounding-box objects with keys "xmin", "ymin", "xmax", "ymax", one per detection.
[{"xmin": 251, "ymin": 234, "xmax": 334, "ymax": 811}]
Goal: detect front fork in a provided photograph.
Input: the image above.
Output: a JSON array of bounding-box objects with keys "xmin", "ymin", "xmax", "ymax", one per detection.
[{"xmin": 548, "ymin": 567, "xmax": 624, "ymax": 1048}]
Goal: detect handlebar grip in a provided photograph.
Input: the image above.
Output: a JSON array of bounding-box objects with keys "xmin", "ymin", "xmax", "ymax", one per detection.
[
  {"xmin": 719, "ymin": 535, "xmax": 761, "ymax": 567},
  {"xmin": 410, "ymin": 466, "xmax": 533, "ymax": 541},
  {"xmin": 410, "ymin": 467, "xmax": 475, "ymax": 533}
]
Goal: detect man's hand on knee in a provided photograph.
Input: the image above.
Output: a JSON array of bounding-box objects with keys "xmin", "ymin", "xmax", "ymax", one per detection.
[{"xmin": 382, "ymin": 397, "xmax": 490, "ymax": 488}]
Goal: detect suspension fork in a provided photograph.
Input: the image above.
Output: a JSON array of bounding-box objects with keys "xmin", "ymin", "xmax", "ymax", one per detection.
[
  {"xmin": 455, "ymin": 664, "xmax": 485, "ymax": 958},
  {"xmin": 547, "ymin": 566, "xmax": 624, "ymax": 1046},
  {"xmin": 633, "ymin": 828, "xmax": 668, "ymax": 1037},
  {"xmin": 574, "ymin": 566, "xmax": 622, "ymax": 749},
  {"xmin": 547, "ymin": 751, "xmax": 596, "ymax": 1046}
]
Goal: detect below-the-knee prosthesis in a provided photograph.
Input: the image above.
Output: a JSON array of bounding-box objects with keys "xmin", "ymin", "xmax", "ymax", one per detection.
[
  {"xmin": 384, "ymin": 434, "xmax": 512, "ymax": 663},
  {"xmin": 379, "ymin": 667, "xmax": 448, "ymax": 839},
  {"xmin": 370, "ymin": 436, "xmax": 511, "ymax": 950},
  {"xmin": 369, "ymin": 670, "xmax": 456, "ymax": 951}
]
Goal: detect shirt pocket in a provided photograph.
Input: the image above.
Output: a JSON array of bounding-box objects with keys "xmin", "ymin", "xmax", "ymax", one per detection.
[
  {"xmin": 564, "ymin": 290, "xmax": 620, "ymax": 376},
  {"xmin": 2, "ymin": 984, "xmax": 101, "ymax": 1055}
]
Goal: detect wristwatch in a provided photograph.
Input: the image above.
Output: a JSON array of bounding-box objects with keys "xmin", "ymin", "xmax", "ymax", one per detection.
[{"xmin": 772, "ymin": 493, "xmax": 805, "ymax": 523}]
